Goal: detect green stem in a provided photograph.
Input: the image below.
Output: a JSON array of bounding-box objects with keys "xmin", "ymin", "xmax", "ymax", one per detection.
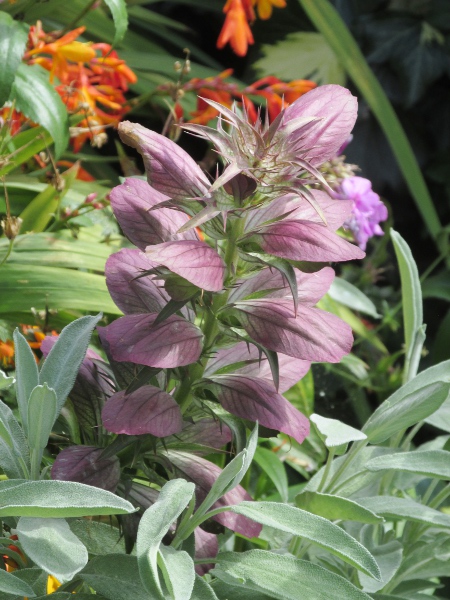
[
  {"xmin": 325, "ymin": 439, "xmax": 367, "ymax": 493},
  {"xmin": 60, "ymin": 0, "xmax": 99, "ymax": 35},
  {"xmin": 317, "ymin": 448, "xmax": 335, "ymax": 493},
  {"xmin": 0, "ymin": 239, "xmax": 13, "ymax": 268},
  {"xmin": 429, "ymin": 482, "xmax": 450, "ymax": 509},
  {"xmin": 174, "ymin": 215, "xmax": 246, "ymax": 414}
]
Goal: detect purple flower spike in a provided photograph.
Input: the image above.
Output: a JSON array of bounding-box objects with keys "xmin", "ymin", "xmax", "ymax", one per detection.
[
  {"xmin": 102, "ymin": 385, "xmax": 182, "ymax": 437},
  {"xmin": 231, "ymin": 299, "xmax": 353, "ymax": 363},
  {"xmin": 335, "ymin": 176, "xmax": 388, "ymax": 250},
  {"xmin": 118, "ymin": 122, "xmax": 210, "ymax": 200},
  {"xmin": 205, "ymin": 375, "xmax": 310, "ymax": 444},
  {"xmin": 145, "ymin": 240, "xmax": 225, "ymax": 292},
  {"xmin": 99, "ymin": 313, "xmax": 204, "ymax": 368},
  {"xmin": 280, "ymin": 85, "xmax": 358, "ymax": 167},
  {"xmin": 205, "ymin": 342, "xmax": 310, "ymax": 393},
  {"xmin": 251, "ymin": 219, "xmax": 365, "ymax": 262},
  {"xmin": 52, "ymin": 446, "xmax": 120, "ymax": 493},
  {"xmin": 106, "ymin": 249, "xmax": 169, "ymax": 315},
  {"xmin": 109, "ymin": 178, "xmax": 197, "ymax": 250}
]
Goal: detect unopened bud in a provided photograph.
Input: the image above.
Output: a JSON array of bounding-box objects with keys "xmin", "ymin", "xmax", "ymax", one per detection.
[
  {"xmin": 91, "ymin": 132, "xmax": 108, "ymax": 148},
  {"xmin": 175, "ymin": 89, "xmax": 185, "ymax": 100},
  {"xmin": 1, "ymin": 216, "xmax": 22, "ymax": 240},
  {"xmin": 84, "ymin": 192, "xmax": 98, "ymax": 204},
  {"xmin": 174, "ymin": 61, "xmax": 182, "ymax": 72},
  {"xmin": 182, "ymin": 60, "xmax": 191, "ymax": 74},
  {"xmin": 39, "ymin": 151, "xmax": 49, "ymax": 164}
]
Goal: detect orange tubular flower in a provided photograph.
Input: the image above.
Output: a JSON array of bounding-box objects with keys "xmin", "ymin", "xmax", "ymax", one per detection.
[
  {"xmin": 0, "ymin": 340, "xmax": 14, "ymax": 369},
  {"xmin": 24, "ymin": 22, "xmax": 137, "ymax": 152},
  {"xmin": 217, "ymin": 0, "xmax": 255, "ymax": 57},
  {"xmin": 252, "ymin": 0, "xmax": 286, "ymax": 20}
]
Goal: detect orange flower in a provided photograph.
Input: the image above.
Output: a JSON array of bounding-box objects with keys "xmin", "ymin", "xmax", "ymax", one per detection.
[
  {"xmin": 0, "ymin": 340, "xmax": 14, "ymax": 369},
  {"xmin": 217, "ymin": 0, "xmax": 255, "ymax": 57},
  {"xmin": 25, "ymin": 23, "xmax": 136, "ymax": 152},
  {"xmin": 252, "ymin": 0, "xmax": 286, "ymax": 20}
]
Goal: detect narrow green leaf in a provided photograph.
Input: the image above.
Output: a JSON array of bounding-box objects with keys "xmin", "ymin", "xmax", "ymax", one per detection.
[
  {"xmin": 366, "ymin": 450, "xmax": 450, "ymax": 480},
  {"xmin": 212, "ymin": 550, "xmax": 373, "ymax": 600},
  {"xmin": 254, "ymin": 447, "xmax": 289, "ymax": 503},
  {"xmin": 228, "ymin": 502, "xmax": 380, "ymax": 579},
  {"xmin": 295, "ymin": 491, "xmax": 383, "ymax": 524},
  {"xmin": 0, "ymin": 567, "xmax": 36, "ymax": 597},
  {"xmin": 13, "ymin": 327, "xmax": 39, "ymax": 434},
  {"xmin": 0, "ymin": 12, "xmax": 28, "ymax": 106},
  {"xmin": 0, "ymin": 398, "xmax": 30, "ymax": 479},
  {"xmin": 17, "ymin": 517, "xmax": 88, "ymax": 583},
  {"xmin": 0, "ymin": 479, "xmax": 135, "ymax": 517},
  {"xmin": 328, "ymin": 277, "xmax": 380, "ymax": 318},
  {"xmin": 196, "ymin": 424, "xmax": 258, "ymax": 519},
  {"xmin": 104, "ymin": 0, "xmax": 129, "ymax": 45},
  {"xmin": 391, "ymin": 230, "xmax": 424, "ymax": 381},
  {"xmin": 363, "ymin": 381, "xmax": 450, "ymax": 444},
  {"xmin": 358, "ymin": 496, "xmax": 450, "ymax": 529},
  {"xmin": 136, "ymin": 479, "xmax": 195, "ymax": 598},
  {"xmin": 39, "ymin": 313, "xmax": 102, "ymax": 413},
  {"xmin": 79, "ymin": 554, "xmax": 148, "ymax": 600},
  {"xmin": 298, "ymin": 0, "xmax": 442, "ymax": 247},
  {"xmin": 27, "ymin": 384, "xmax": 57, "ymax": 451},
  {"xmin": 18, "ymin": 184, "xmax": 59, "ymax": 235},
  {"xmin": 158, "ymin": 545, "xmax": 195, "ymax": 600},
  {"xmin": 0, "ymin": 263, "xmax": 120, "ymax": 314},
  {"xmin": 9, "ymin": 64, "xmax": 69, "ymax": 158}
]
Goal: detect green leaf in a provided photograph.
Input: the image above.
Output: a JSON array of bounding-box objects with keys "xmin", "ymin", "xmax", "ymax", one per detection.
[
  {"xmin": 423, "ymin": 271, "xmax": 450, "ymax": 302},
  {"xmin": 328, "ymin": 278, "xmax": 380, "ymax": 318},
  {"xmin": 0, "ymin": 398, "xmax": 30, "ymax": 479},
  {"xmin": 69, "ymin": 519, "xmax": 126, "ymax": 555},
  {"xmin": 17, "ymin": 517, "xmax": 88, "ymax": 583},
  {"xmin": 358, "ymin": 538, "xmax": 403, "ymax": 594},
  {"xmin": 19, "ymin": 185, "xmax": 59, "ymax": 235},
  {"xmin": 0, "ymin": 263, "xmax": 120, "ymax": 314},
  {"xmin": 297, "ymin": 0, "xmax": 442, "ymax": 248},
  {"xmin": 195, "ymin": 424, "xmax": 258, "ymax": 519},
  {"xmin": 192, "ymin": 576, "xmax": 220, "ymax": 600},
  {"xmin": 212, "ymin": 550, "xmax": 373, "ymax": 600},
  {"xmin": 104, "ymin": 0, "xmax": 129, "ymax": 45},
  {"xmin": 158, "ymin": 545, "xmax": 195, "ymax": 600},
  {"xmin": 39, "ymin": 313, "xmax": 102, "ymax": 413},
  {"xmin": 310, "ymin": 413, "xmax": 366, "ymax": 453},
  {"xmin": 228, "ymin": 502, "xmax": 381, "ymax": 580},
  {"xmin": 9, "ymin": 63, "xmax": 69, "ymax": 158},
  {"xmin": 13, "ymin": 327, "xmax": 39, "ymax": 434},
  {"xmin": 0, "ymin": 567, "xmax": 36, "ymax": 597},
  {"xmin": 295, "ymin": 491, "xmax": 383, "ymax": 525},
  {"xmin": 358, "ymin": 496, "xmax": 450, "ymax": 529},
  {"xmin": 0, "ymin": 12, "xmax": 28, "ymax": 106},
  {"xmin": 136, "ymin": 479, "xmax": 195, "ymax": 598},
  {"xmin": 0, "ymin": 479, "xmax": 135, "ymax": 517},
  {"xmin": 391, "ymin": 229, "xmax": 424, "ymax": 381},
  {"xmin": 363, "ymin": 380, "xmax": 450, "ymax": 444},
  {"xmin": 27, "ymin": 384, "xmax": 57, "ymax": 451},
  {"xmin": 254, "ymin": 447, "xmax": 289, "ymax": 503},
  {"xmin": 79, "ymin": 554, "xmax": 148, "ymax": 600},
  {"xmin": 366, "ymin": 449, "xmax": 450, "ymax": 480},
  {"xmin": 0, "ymin": 370, "xmax": 15, "ymax": 390},
  {"xmin": 0, "ymin": 229, "xmax": 115, "ymax": 272},
  {"xmin": 254, "ymin": 32, "xmax": 345, "ymax": 85}
]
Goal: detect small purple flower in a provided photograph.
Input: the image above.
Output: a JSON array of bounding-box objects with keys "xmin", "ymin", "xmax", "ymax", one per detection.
[{"xmin": 335, "ymin": 176, "xmax": 388, "ymax": 251}]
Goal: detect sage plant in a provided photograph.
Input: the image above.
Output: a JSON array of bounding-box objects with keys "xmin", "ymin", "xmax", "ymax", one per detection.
[{"xmin": 99, "ymin": 84, "xmax": 364, "ymax": 442}]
